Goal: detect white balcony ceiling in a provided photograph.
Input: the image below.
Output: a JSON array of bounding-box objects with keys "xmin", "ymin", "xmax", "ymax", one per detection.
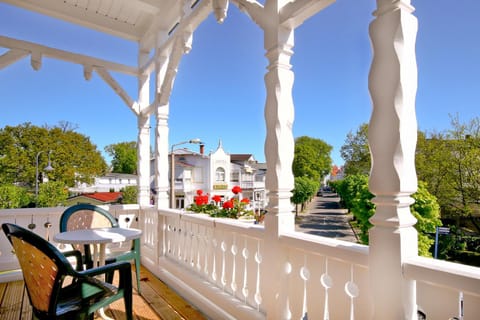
[{"xmin": 2, "ymin": 0, "xmax": 185, "ymax": 47}]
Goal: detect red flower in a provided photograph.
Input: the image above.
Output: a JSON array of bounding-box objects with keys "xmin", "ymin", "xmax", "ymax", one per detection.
[
  {"xmin": 232, "ymin": 186, "xmax": 242, "ymax": 194},
  {"xmin": 222, "ymin": 200, "xmax": 234, "ymax": 209},
  {"xmin": 196, "ymin": 189, "xmax": 203, "ymax": 196},
  {"xmin": 212, "ymin": 195, "xmax": 222, "ymax": 203},
  {"xmin": 195, "ymin": 194, "xmax": 208, "ymax": 206},
  {"xmin": 240, "ymin": 198, "xmax": 250, "ymax": 204}
]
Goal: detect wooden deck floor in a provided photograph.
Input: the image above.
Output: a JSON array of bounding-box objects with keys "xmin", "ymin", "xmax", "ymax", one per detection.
[{"xmin": 0, "ymin": 265, "xmax": 207, "ymax": 320}]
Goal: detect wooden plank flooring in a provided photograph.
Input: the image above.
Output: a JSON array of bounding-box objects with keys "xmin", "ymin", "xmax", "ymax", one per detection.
[{"xmin": 0, "ymin": 265, "xmax": 207, "ymax": 320}]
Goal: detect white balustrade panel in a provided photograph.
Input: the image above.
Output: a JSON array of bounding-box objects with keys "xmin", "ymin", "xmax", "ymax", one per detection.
[
  {"xmin": 2, "ymin": 206, "xmax": 480, "ymax": 320},
  {"xmin": 280, "ymin": 232, "xmax": 371, "ymax": 319},
  {"xmin": 405, "ymin": 256, "xmax": 480, "ymax": 319},
  {"xmin": 161, "ymin": 211, "xmax": 265, "ymax": 311}
]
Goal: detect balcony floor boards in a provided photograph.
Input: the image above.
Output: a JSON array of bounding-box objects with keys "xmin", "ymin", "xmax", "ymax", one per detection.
[{"xmin": 0, "ymin": 265, "xmax": 206, "ymax": 320}]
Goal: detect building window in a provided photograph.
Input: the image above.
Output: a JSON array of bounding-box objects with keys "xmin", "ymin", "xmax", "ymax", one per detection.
[
  {"xmin": 231, "ymin": 171, "xmax": 239, "ymax": 182},
  {"xmin": 216, "ymin": 167, "xmax": 225, "ymax": 182}
]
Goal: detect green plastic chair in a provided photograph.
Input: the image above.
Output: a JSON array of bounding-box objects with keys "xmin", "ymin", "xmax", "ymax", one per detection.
[
  {"xmin": 2, "ymin": 222, "xmax": 133, "ymax": 320},
  {"xmin": 59, "ymin": 203, "xmax": 141, "ymax": 293}
]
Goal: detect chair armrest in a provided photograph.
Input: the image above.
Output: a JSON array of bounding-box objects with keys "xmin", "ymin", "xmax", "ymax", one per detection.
[
  {"xmin": 80, "ymin": 261, "xmax": 132, "ymax": 289},
  {"xmin": 62, "ymin": 250, "xmax": 84, "ymax": 271}
]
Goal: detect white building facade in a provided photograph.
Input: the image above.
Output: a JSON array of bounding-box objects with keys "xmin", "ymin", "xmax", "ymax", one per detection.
[
  {"xmin": 169, "ymin": 141, "xmax": 267, "ymax": 210},
  {"xmin": 70, "ymin": 173, "xmax": 138, "ymax": 193}
]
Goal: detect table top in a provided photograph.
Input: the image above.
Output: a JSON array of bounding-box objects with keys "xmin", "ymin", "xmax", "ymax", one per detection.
[{"xmin": 54, "ymin": 227, "xmax": 142, "ymax": 245}]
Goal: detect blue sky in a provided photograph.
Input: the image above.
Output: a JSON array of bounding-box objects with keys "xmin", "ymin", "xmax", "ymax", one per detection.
[{"xmin": 1, "ymin": 1, "xmax": 479, "ymax": 166}]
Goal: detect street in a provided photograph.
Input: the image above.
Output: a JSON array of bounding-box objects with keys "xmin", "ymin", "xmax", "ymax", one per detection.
[{"xmin": 295, "ymin": 192, "xmax": 358, "ymax": 243}]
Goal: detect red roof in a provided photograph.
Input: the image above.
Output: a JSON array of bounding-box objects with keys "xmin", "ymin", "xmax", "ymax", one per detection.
[{"xmin": 83, "ymin": 192, "xmax": 122, "ymax": 202}]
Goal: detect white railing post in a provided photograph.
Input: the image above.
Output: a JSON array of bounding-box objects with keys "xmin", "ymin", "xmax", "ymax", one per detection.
[
  {"xmin": 137, "ymin": 45, "xmax": 151, "ymax": 207},
  {"xmin": 368, "ymin": 0, "xmax": 419, "ymax": 318},
  {"xmin": 262, "ymin": 2, "xmax": 296, "ymax": 318}
]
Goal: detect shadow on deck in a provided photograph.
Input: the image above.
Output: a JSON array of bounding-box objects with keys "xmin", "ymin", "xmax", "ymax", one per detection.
[{"xmin": 0, "ymin": 265, "xmax": 207, "ymax": 320}]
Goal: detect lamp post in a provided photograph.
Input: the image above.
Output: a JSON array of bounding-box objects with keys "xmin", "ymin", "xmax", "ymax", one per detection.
[
  {"xmin": 35, "ymin": 150, "xmax": 53, "ymax": 204},
  {"xmin": 170, "ymin": 139, "xmax": 202, "ymax": 208}
]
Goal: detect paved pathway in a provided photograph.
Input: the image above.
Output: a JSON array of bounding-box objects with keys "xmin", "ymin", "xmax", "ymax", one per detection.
[{"xmin": 295, "ymin": 192, "xmax": 358, "ymax": 243}]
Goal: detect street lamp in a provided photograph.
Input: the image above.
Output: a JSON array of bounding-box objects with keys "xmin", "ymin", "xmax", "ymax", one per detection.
[
  {"xmin": 35, "ymin": 150, "xmax": 53, "ymax": 203},
  {"xmin": 170, "ymin": 139, "xmax": 202, "ymax": 208}
]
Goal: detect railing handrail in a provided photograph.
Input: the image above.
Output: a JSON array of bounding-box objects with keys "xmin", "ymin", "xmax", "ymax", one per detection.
[
  {"xmin": 404, "ymin": 255, "xmax": 480, "ymax": 297},
  {"xmin": 281, "ymin": 230, "xmax": 369, "ymax": 266}
]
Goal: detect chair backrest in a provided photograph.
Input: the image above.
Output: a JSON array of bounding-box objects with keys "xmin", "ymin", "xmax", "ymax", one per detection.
[
  {"xmin": 60, "ymin": 203, "xmax": 119, "ymax": 232},
  {"xmin": 2, "ymin": 223, "xmax": 72, "ymax": 317}
]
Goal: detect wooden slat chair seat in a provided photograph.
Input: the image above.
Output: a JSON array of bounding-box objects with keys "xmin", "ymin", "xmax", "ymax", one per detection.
[
  {"xmin": 2, "ymin": 223, "xmax": 133, "ymax": 320},
  {"xmin": 59, "ymin": 204, "xmax": 141, "ymax": 293}
]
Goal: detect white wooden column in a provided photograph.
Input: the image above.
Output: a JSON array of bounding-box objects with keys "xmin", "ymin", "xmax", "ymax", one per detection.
[
  {"xmin": 368, "ymin": 0, "xmax": 419, "ymax": 318},
  {"xmin": 137, "ymin": 48, "xmax": 151, "ymax": 207},
  {"xmin": 262, "ymin": 1, "xmax": 296, "ymax": 318},
  {"xmin": 154, "ymin": 103, "xmax": 170, "ymax": 208},
  {"xmin": 263, "ymin": 8, "xmax": 295, "ymax": 236}
]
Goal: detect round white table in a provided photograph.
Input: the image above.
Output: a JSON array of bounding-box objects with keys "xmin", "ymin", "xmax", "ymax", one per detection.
[
  {"xmin": 54, "ymin": 227, "xmax": 142, "ymax": 267},
  {"xmin": 54, "ymin": 227, "xmax": 142, "ymax": 320}
]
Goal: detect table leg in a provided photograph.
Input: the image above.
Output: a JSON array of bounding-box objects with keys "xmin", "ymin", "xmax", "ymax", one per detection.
[{"xmin": 96, "ymin": 244, "xmax": 114, "ymax": 320}]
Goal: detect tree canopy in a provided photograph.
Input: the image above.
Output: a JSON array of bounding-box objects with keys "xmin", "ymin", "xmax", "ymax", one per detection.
[
  {"xmin": 0, "ymin": 123, "xmax": 107, "ymax": 189},
  {"xmin": 291, "ymin": 176, "xmax": 319, "ymax": 215},
  {"xmin": 292, "ymin": 136, "xmax": 332, "ymax": 181},
  {"xmin": 331, "ymin": 174, "xmax": 441, "ymax": 256},
  {"xmin": 340, "ymin": 123, "xmax": 371, "ymax": 176},
  {"xmin": 340, "ymin": 115, "xmax": 480, "ymax": 233},
  {"xmin": 105, "ymin": 141, "xmax": 137, "ymax": 174},
  {"xmin": 416, "ymin": 115, "xmax": 480, "ymax": 231}
]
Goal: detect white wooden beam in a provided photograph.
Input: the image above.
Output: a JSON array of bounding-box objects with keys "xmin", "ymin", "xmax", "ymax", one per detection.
[
  {"xmin": 140, "ymin": 0, "xmax": 212, "ymax": 75},
  {"xmin": 232, "ymin": 0, "xmax": 265, "ymax": 28},
  {"xmin": 280, "ymin": 0, "xmax": 335, "ymax": 28},
  {"xmin": 0, "ymin": 49, "xmax": 29, "ymax": 70},
  {"xmin": 94, "ymin": 66, "xmax": 140, "ymax": 115},
  {"xmin": 0, "ymin": 35, "xmax": 138, "ymax": 76}
]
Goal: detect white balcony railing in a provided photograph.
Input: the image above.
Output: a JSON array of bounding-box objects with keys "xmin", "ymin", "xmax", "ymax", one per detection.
[{"xmin": 1, "ymin": 207, "xmax": 480, "ymax": 319}]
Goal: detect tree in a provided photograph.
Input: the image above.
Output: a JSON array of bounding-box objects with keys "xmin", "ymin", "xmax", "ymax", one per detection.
[
  {"xmin": 0, "ymin": 184, "xmax": 31, "ymax": 208},
  {"xmin": 416, "ymin": 115, "xmax": 480, "ymax": 231},
  {"xmin": 292, "ymin": 136, "xmax": 332, "ymax": 181},
  {"xmin": 332, "ymin": 175, "xmax": 441, "ymax": 256},
  {"xmin": 291, "ymin": 176, "xmax": 319, "ymax": 215},
  {"xmin": 0, "ymin": 123, "xmax": 108, "ymax": 193},
  {"xmin": 37, "ymin": 181, "xmax": 68, "ymax": 207},
  {"xmin": 331, "ymin": 174, "xmax": 374, "ymax": 243},
  {"xmin": 105, "ymin": 141, "xmax": 137, "ymax": 174},
  {"xmin": 121, "ymin": 186, "xmax": 138, "ymax": 204},
  {"xmin": 340, "ymin": 123, "xmax": 371, "ymax": 176},
  {"xmin": 411, "ymin": 181, "xmax": 442, "ymax": 257}
]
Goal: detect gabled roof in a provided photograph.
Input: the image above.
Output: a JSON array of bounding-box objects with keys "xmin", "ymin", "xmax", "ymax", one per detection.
[{"xmin": 231, "ymin": 154, "xmax": 256, "ymax": 163}]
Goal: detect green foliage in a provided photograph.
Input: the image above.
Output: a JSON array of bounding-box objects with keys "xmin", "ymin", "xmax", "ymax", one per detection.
[
  {"xmin": 105, "ymin": 141, "xmax": 137, "ymax": 174},
  {"xmin": 291, "ymin": 176, "xmax": 320, "ymax": 205},
  {"xmin": 37, "ymin": 181, "xmax": 68, "ymax": 207},
  {"xmin": 0, "ymin": 123, "xmax": 107, "ymax": 190},
  {"xmin": 121, "ymin": 186, "xmax": 138, "ymax": 204},
  {"xmin": 416, "ymin": 114, "xmax": 480, "ymax": 231},
  {"xmin": 292, "ymin": 136, "xmax": 332, "ymax": 181},
  {"xmin": 340, "ymin": 124, "xmax": 371, "ymax": 176},
  {"xmin": 0, "ymin": 184, "xmax": 31, "ymax": 208},
  {"xmin": 332, "ymin": 174, "xmax": 374, "ymax": 243},
  {"xmin": 333, "ymin": 175, "xmax": 442, "ymax": 256},
  {"xmin": 411, "ymin": 181, "xmax": 442, "ymax": 256},
  {"xmin": 188, "ymin": 203, "xmax": 219, "ymax": 215}
]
